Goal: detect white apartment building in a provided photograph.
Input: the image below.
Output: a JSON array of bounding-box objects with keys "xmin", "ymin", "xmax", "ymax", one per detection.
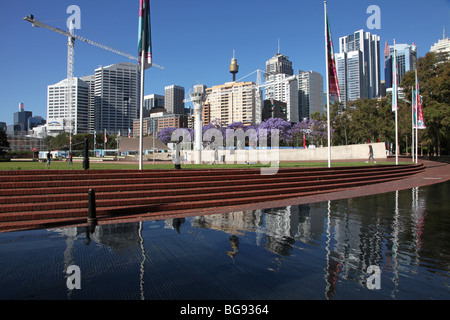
[
  {"xmin": 298, "ymin": 70, "xmax": 324, "ymax": 119},
  {"xmin": 264, "ymin": 74, "xmax": 298, "ymax": 123},
  {"xmin": 205, "ymin": 81, "xmax": 258, "ymax": 126},
  {"xmin": 94, "ymin": 62, "xmax": 140, "ymax": 134},
  {"xmin": 47, "ymin": 77, "xmax": 89, "ymax": 136},
  {"xmin": 430, "ymin": 30, "xmax": 450, "ymax": 60}
]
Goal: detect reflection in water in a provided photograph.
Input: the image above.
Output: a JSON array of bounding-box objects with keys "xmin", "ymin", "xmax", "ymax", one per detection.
[{"xmin": 0, "ymin": 182, "xmax": 449, "ymax": 300}]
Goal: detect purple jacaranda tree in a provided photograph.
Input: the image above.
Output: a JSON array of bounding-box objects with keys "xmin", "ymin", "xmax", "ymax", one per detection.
[
  {"xmin": 157, "ymin": 127, "xmax": 193, "ymax": 145},
  {"xmin": 257, "ymin": 118, "xmax": 292, "ymax": 146},
  {"xmin": 308, "ymin": 119, "xmax": 334, "ymax": 147},
  {"xmin": 289, "ymin": 119, "xmax": 311, "ymax": 147}
]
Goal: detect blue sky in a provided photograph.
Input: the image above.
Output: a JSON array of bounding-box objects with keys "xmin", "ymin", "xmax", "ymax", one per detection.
[{"xmin": 0, "ymin": 0, "xmax": 449, "ymax": 125}]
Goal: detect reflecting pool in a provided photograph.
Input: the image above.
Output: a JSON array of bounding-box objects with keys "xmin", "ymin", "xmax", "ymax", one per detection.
[{"xmin": 0, "ymin": 181, "xmax": 449, "ymax": 300}]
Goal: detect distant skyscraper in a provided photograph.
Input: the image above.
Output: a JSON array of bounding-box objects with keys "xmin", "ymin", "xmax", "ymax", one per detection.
[
  {"xmin": 144, "ymin": 94, "xmax": 165, "ymax": 112},
  {"xmin": 384, "ymin": 43, "xmax": 417, "ymax": 88},
  {"xmin": 430, "ymin": 27, "xmax": 450, "ymax": 60},
  {"xmin": 264, "ymin": 74, "xmax": 298, "ymax": 123},
  {"xmin": 80, "ymin": 75, "xmax": 95, "ymax": 133},
  {"xmin": 94, "ymin": 62, "xmax": 140, "ymax": 134},
  {"xmin": 47, "ymin": 78, "xmax": 89, "ymax": 135},
  {"xmin": 265, "ymin": 53, "xmax": 294, "ymax": 79},
  {"xmin": 164, "ymin": 85, "xmax": 185, "ymax": 115},
  {"xmin": 264, "ymin": 52, "xmax": 297, "ymax": 122},
  {"xmin": 298, "ymin": 70, "xmax": 324, "ymax": 119},
  {"xmin": 13, "ymin": 103, "xmax": 32, "ymax": 133},
  {"xmin": 336, "ymin": 29, "xmax": 381, "ymax": 106}
]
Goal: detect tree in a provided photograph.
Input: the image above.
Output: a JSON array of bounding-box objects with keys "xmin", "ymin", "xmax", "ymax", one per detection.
[
  {"xmin": 401, "ymin": 52, "xmax": 450, "ymax": 155},
  {"xmin": 0, "ymin": 129, "xmax": 9, "ymax": 158},
  {"xmin": 257, "ymin": 118, "xmax": 292, "ymax": 146}
]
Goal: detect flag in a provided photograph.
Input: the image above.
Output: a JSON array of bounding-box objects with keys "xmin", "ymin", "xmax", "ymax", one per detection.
[
  {"xmin": 128, "ymin": 128, "xmax": 131, "ymax": 138},
  {"xmin": 392, "ymin": 44, "xmax": 398, "ymax": 112},
  {"xmin": 415, "ymin": 72, "xmax": 426, "ymax": 129},
  {"xmin": 118, "ymin": 130, "xmax": 121, "ymax": 137},
  {"xmin": 138, "ymin": 0, "xmax": 152, "ymax": 69},
  {"xmin": 104, "ymin": 129, "xmax": 107, "ymax": 143},
  {"xmin": 325, "ymin": 9, "xmax": 341, "ymax": 102}
]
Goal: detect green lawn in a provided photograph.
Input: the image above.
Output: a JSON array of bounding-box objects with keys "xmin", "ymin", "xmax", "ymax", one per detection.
[{"xmin": 0, "ymin": 159, "xmax": 408, "ymax": 171}]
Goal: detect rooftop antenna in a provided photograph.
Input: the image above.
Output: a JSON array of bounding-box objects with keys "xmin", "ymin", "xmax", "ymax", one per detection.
[{"xmin": 278, "ymin": 37, "xmax": 280, "ymax": 54}]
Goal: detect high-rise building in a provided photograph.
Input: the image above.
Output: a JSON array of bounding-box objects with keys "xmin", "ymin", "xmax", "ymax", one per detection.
[
  {"xmin": 265, "ymin": 53, "xmax": 294, "ymax": 79},
  {"xmin": 264, "ymin": 52, "xmax": 298, "ymax": 122},
  {"xmin": 47, "ymin": 78, "xmax": 89, "ymax": 135},
  {"xmin": 336, "ymin": 29, "xmax": 381, "ymax": 106},
  {"xmin": 80, "ymin": 75, "xmax": 95, "ymax": 133},
  {"xmin": 164, "ymin": 85, "xmax": 185, "ymax": 115},
  {"xmin": 384, "ymin": 43, "xmax": 417, "ymax": 88},
  {"xmin": 298, "ymin": 70, "xmax": 324, "ymax": 120},
  {"xmin": 144, "ymin": 94, "xmax": 165, "ymax": 113},
  {"xmin": 94, "ymin": 62, "xmax": 140, "ymax": 134},
  {"xmin": 264, "ymin": 74, "xmax": 298, "ymax": 123},
  {"xmin": 430, "ymin": 28, "xmax": 450, "ymax": 60},
  {"xmin": 13, "ymin": 103, "xmax": 32, "ymax": 133},
  {"xmin": 204, "ymin": 81, "xmax": 258, "ymax": 126}
]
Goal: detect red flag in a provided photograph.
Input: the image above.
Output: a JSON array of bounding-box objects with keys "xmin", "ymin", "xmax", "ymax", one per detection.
[{"xmin": 326, "ymin": 10, "xmax": 341, "ymax": 102}]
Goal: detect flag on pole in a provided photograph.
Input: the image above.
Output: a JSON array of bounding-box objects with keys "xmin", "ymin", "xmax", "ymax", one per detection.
[
  {"xmin": 415, "ymin": 73, "xmax": 426, "ymax": 129},
  {"xmin": 325, "ymin": 8, "xmax": 341, "ymax": 102},
  {"xmin": 118, "ymin": 130, "xmax": 121, "ymax": 137},
  {"xmin": 104, "ymin": 129, "xmax": 107, "ymax": 143},
  {"xmin": 392, "ymin": 44, "xmax": 398, "ymax": 112},
  {"xmin": 128, "ymin": 128, "xmax": 131, "ymax": 138},
  {"xmin": 138, "ymin": 0, "xmax": 152, "ymax": 69}
]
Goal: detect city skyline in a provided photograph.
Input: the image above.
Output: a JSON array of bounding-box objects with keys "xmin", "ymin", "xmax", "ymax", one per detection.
[{"xmin": 0, "ymin": 0, "xmax": 448, "ymax": 125}]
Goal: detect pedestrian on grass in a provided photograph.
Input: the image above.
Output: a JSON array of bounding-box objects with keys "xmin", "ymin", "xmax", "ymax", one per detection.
[
  {"xmin": 366, "ymin": 145, "xmax": 376, "ymax": 163},
  {"xmin": 46, "ymin": 152, "xmax": 52, "ymax": 168},
  {"xmin": 68, "ymin": 152, "xmax": 73, "ymax": 166}
]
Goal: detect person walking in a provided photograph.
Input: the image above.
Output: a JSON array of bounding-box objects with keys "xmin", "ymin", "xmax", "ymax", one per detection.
[
  {"xmin": 366, "ymin": 145, "xmax": 376, "ymax": 163},
  {"xmin": 68, "ymin": 152, "xmax": 73, "ymax": 166},
  {"xmin": 46, "ymin": 151, "xmax": 52, "ymax": 168}
]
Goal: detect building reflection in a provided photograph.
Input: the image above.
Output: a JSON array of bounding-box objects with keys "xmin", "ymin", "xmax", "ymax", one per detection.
[{"xmin": 51, "ymin": 184, "xmax": 433, "ymax": 299}]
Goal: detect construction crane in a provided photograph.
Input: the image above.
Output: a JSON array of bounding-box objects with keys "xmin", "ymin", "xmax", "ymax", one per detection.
[{"xmin": 23, "ymin": 14, "xmax": 163, "ymax": 149}]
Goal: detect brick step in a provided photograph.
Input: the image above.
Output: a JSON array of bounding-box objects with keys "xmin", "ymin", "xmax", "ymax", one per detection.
[
  {"xmin": 0, "ymin": 172, "xmax": 412, "ymax": 218},
  {"xmin": 0, "ymin": 165, "xmax": 421, "ymax": 209},
  {"xmin": 0, "ymin": 164, "xmax": 416, "ymax": 185},
  {"xmin": 0, "ymin": 164, "xmax": 423, "ymax": 195},
  {"xmin": 0, "ymin": 173, "xmax": 409, "ymax": 232},
  {"xmin": 0, "ymin": 165, "xmax": 403, "ymax": 177}
]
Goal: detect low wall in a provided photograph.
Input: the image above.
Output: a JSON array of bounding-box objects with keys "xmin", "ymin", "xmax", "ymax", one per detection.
[{"xmin": 187, "ymin": 142, "xmax": 387, "ymax": 163}]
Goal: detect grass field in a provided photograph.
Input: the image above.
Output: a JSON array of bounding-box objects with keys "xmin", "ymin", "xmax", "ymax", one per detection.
[{"xmin": 0, "ymin": 159, "xmax": 407, "ymax": 171}]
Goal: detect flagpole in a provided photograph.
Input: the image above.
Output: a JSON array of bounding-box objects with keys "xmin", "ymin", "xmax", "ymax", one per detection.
[
  {"xmin": 139, "ymin": 54, "xmax": 145, "ymax": 170},
  {"xmin": 324, "ymin": 1, "xmax": 331, "ymax": 168},
  {"xmin": 411, "ymin": 85, "xmax": 415, "ymax": 163},
  {"xmin": 415, "ymin": 69, "xmax": 419, "ymax": 164},
  {"xmin": 393, "ymin": 39, "xmax": 398, "ymax": 165}
]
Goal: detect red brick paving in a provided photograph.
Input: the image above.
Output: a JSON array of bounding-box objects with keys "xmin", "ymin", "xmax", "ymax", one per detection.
[{"xmin": 0, "ymin": 158, "xmax": 448, "ymax": 232}]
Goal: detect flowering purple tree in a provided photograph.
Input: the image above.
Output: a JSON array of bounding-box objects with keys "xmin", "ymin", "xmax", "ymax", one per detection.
[
  {"xmin": 289, "ymin": 119, "xmax": 311, "ymax": 147},
  {"xmin": 257, "ymin": 118, "xmax": 292, "ymax": 146},
  {"xmin": 157, "ymin": 127, "xmax": 193, "ymax": 144}
]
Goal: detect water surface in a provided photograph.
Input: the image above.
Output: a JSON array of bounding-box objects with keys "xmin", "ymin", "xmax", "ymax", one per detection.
[{"xmin": 0, "ymin": 181, "xmax": 449, "ymax": 300}]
